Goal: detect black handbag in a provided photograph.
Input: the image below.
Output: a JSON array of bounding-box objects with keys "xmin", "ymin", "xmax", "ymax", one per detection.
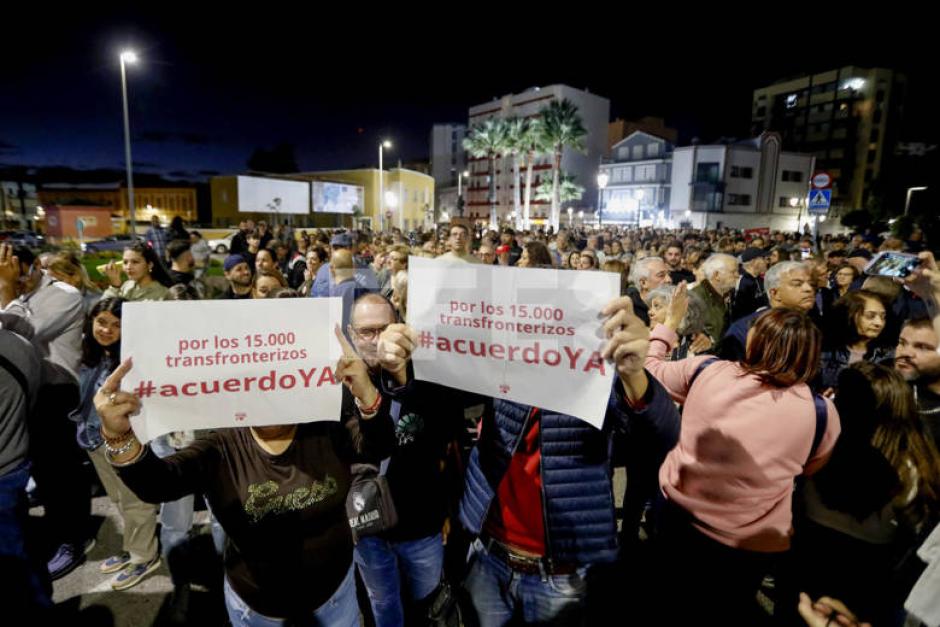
[{"xmin": 346, "ymin": 463, "xmax": 398, "ymax": 542}]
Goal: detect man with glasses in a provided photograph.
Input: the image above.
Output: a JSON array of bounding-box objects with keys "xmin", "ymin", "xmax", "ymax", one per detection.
[{"xmin": 345, "ymin": 293, "xmax": 466, "ymax": 625}]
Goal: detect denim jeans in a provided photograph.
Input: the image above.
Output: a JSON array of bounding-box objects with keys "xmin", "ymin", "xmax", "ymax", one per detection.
[
  {"xmin": 0, "ymin": 461, "xmax": 52, "ymax": 610},
  {"xmin": 151, "ymin": 436, "xmax": 225, "ymax": 585},
  {"xmin": 222, "ymin": 563, "xmax": 358, "ymax": 627},
  {"xmin": 463, "ymin": 539, "xmax": 588, "ymax": 627},
  {"xmin": 353, "ymin": 532, "xmax": 444, "ymax": 627}
]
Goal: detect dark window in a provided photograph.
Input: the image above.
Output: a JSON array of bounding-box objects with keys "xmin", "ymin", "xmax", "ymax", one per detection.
[
  {"xmin": 873, "ymin": 109, "xmax": 883, "ymax": 124},
  {"xmin": 865, "ymin": 169, "xmax": 873, "ymax": 182},
  {"xmin": 756, "ymin": 106, "xmax": 766, "ymax": 117},
  {"xmin": 870, "ymin": 130, "xmax": 879, "ymax": 142},
  {"xmin": 696, "ymin": 162, "xmax": 720, "ymax": 183},
  {"xmin": 867, "ymin": 150, "xmax": 877, "ymax": 164}
]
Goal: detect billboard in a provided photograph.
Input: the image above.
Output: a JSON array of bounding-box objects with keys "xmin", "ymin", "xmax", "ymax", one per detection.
[
  {"xmin": 312, "ymin": 181, "xmax": 363, "ymax": 215},
  {"xmin": 236, "ymin": 176, "xmax": 309, "ymax": 215}
]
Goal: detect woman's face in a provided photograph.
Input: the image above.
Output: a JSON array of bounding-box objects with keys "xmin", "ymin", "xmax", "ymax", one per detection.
[
  {"xmin": 123, "ymin": 250, "xmax": 150, "ymax": 282},
  {"xmin": 579, "ymin": 254, "xmax": 596, "ymax": 270},
  {"xmin": 93, "ymin": 310, "xmax": 121, "ymax": 347},
  {"xmin": 855, "ymin": 297, "xmax": 886, "ymax": 341},
  {"xmin": 648, "ymin": 297, "xmax": 668, "ymax": 326},
  {"xmin": 256, "ymin": 250, "xmax": 275, "ymax": 274},
  {"xmin": 252, "ymin": 276, "xmax": 281, "ymax": 299},
  {"xmin": 518, "ymin": 249, "xmax": 530, "ymax": 268},
  {"xmin": 769, "ymin": 250, "xmax": 781, "ymax": 265},
  {"xmin": 306, "ymin": 251, "xmax": 323, "ymax": 274},
  {"xmin": 565, "ymin": 252, "xmax": 579, "ymax": 269},
  {"xmin": 835, "ymin": 268, "xmax": 855, "ymax": 288}
]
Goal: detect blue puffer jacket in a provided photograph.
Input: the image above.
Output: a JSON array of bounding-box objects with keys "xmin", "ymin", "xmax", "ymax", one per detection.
[{"xmin": 459, "ymin": 373, "xmax": 680, "ymax": 566}]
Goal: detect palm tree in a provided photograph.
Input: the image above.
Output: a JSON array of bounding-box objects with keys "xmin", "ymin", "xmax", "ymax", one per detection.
[
  {"xmin": 502, "ymin": 117, "xmax": 527, "ymax": 230},
  {"xmin": 539, "ymin": 99, "xmax": 587, "ymax": 230},
  {"xmin": 535, "ymin": 173, "xmax": 585, "ymax": 204},
  {"xmin": 463, "ymin": 118, "xmax": 509, "ymax": 230},
  {"xmin": 520, "ymin": 117, "xmax": 550, "ymax": 230}
]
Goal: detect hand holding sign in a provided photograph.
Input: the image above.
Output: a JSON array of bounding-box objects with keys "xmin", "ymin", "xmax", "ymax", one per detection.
[
  {"xmin": 377, "ymin": 323, "xmax": 418, "ymax": 380},
  {"xmin": 334, "ymin": 324, "xmax": 379, "ymax": 408},
  {"xmin": 93, "ymin": 358, "xmax": 141, "ymax": 437},
  {"xmin": 600, "ymin": 296, "xmax": 650, "ymax": 378}
]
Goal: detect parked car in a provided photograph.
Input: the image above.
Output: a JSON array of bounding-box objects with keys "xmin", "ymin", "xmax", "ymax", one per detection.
[
  {"xmin": 0, "ymin": 230, "xmax": 45, "ymax": 247},
  {"xmin": 207, "ymin": 231, "xmax": 237, "ymax": 254},
  {"xmin": 82, "ymin": 234, "xmax": 138, "ymax": 253}
]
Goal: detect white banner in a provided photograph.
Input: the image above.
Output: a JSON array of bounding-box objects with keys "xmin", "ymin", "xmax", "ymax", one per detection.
[
  {"xmin": 407, "ymin": 258, "xmax": 619, "ymax": 428},
  {"xmin": 121, "ymin": 299, "xmax": 343, "ymax": 442}
]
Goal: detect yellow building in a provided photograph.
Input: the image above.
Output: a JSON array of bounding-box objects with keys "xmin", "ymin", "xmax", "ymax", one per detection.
[
  {"xmin": 209, "ymin": 170, "xmax": 435, "ymax": 231},
  {"xmin": 298, "ymin": 168, "xmax": 434, "ymax": 231}
]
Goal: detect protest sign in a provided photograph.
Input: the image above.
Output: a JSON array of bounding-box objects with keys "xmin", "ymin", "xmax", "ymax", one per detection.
[
  {"xmin": 407, "ymin": 257, "xmax": 619, "ymax": 428},
  {"xmin": 120, "ymin": 298, "xmax": 343, "ymax": 442}
]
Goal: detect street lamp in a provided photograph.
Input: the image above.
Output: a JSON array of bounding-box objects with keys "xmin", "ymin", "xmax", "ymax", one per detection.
[
  {"xmin": 119, "ymin": 50, "xmax": 138, "ymax": 237},
  {"xmin": 567, "ymin": 207, "xmax": 574, "ymax": 226},
  {"xmin": 457, "ymin": 169, "xmax": 470, "ymax": 217},
  {"xmin": 634, "ymin": 189, "xmax": 645, "ymax": 228},
  {"xmin": 905, "ymin": 186, "xmax": 927, "ymax": 215},
  {"xmin": 379, "ymin": 140, "xmax": 392, "ymax": 229},
  {"xmin": 596, "ymin": 171, "xmax": 609, "ymax": 226}
]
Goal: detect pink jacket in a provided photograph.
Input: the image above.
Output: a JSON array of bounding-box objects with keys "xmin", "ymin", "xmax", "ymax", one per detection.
[{"xmin": 646, "ymin": 325, "xmax": 841, "ymax": 552}]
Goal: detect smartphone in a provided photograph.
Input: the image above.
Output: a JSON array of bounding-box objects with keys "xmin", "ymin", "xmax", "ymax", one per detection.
[
  {"xmin": 96, "ymin": 260, "xmax": 124, "ymax": 274},
  {"xmin": 863, "ymin": 251, "xmax": 920, "ymax": 278}
]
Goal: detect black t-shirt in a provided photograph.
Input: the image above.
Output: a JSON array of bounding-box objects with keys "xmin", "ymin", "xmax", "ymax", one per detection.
[
  {"xmin": 119, "ymin": 408, "xmax": 392, "ymax": 617},
  {"xmin": 370, "ymin": 377, "xmax": 465, "ymax": 542}
]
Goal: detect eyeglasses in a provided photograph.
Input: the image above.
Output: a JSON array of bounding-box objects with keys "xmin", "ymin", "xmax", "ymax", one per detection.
[{"xmin": 349, "ymin": 324, "xmax": 389, "ymax": 341}]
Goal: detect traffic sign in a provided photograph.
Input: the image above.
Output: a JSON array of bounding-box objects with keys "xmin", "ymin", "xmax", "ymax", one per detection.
[
  {"xmin": 808, "ymin": 189, "xmax": 831, "ymax": 215},
  {"xmin": 811, "ymin": 172, "xmax": 832, "ymax": 189}
]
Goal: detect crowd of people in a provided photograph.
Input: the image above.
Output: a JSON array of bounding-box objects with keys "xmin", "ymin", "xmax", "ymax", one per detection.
[{"xmin": 1, "ymin": 213, "xmax": 939, "ymax": 626}]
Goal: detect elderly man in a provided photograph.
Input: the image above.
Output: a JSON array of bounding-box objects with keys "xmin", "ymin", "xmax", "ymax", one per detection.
[
  {"xmin": 690, "ymin": 253, "xmax": 739, "ymax": 354},
  {"xmin": 626, "ymin": 256, "xmax": 672, "ymax": 326},
  {"xmin": 721, "ymin": 260, "xmax": 817, "ymax": 361}
]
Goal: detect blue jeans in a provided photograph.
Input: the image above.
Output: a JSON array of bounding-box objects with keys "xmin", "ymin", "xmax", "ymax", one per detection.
[
  {"xmin": 151, "ymin": 436, "xmax": 226, "ymax": 585},
  {"xmin": 354, "ymin": 532, "xmax": 444, "ymax": 627},
  {"xmin": 0, "ymin": 461, "xmax": 52, "ymax": 610},
  {"xmin": 463, "ymin": 539, "xmax": 588, "ymax": 627},
  {"xmin": 222, "ymin": 563, "xmax": 358, "ymax": 627}
]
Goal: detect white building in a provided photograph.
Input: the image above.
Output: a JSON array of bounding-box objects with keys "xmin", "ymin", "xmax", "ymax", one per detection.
[
  {"xmin": 669, "ymin": 133, "xmax": 816, "ymax": 231},
  {"xmin": 599, "ymin": 131, "xmax": 673, "ymax": 226},
  {"xmin": 466, "ymin": 85, "xmax": 610, "ymax": 227}
]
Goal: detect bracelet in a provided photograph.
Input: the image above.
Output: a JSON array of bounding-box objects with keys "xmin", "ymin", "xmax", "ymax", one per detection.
[
  {"xmin": 355, "ymin": 391, "xmax": 382, "ymax": 415},
  {"xmin": 105, "ymin": 434, "xmax": 139, "ymax": 457},
  {"xmin": 100, "ymin": 426, "xmax": 134, "ymax": 446}
]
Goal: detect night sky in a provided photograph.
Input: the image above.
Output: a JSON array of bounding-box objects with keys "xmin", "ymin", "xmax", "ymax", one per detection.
[{"xmin": 1, "ymin": 10, "xmax": 934, "ymax": 182}]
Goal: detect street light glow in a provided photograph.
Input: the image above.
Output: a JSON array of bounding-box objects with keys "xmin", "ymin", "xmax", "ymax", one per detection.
[
  {"xmin": 789, "ymin": 197, "xmax": 800, "ymax": 207},
  {"xmin": 120, "ymin": 50, "xmax": 138, "ymax": 64},
  {"xmin": 382, "ymin": 140, "xmax": 392, "ymax": 149},
  {"xmin": 596, "ymin": 172, "xmax": 609, "ymax": 189}
]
